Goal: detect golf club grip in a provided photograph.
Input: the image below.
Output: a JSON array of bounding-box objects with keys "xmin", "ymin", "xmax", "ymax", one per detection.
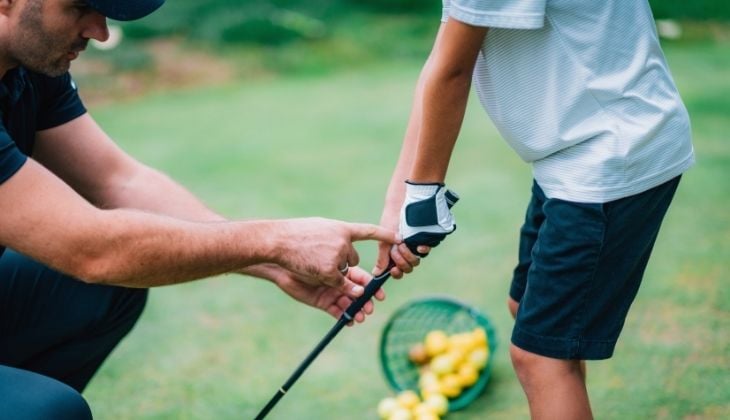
[{"xmin": 343, "ymin": 261, "xmax": 395, "ymax": 320}]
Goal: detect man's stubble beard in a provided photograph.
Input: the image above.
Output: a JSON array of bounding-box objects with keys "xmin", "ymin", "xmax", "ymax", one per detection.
[{"xmin": 11, "ymin": 0, "xmax": 76, "ymax": 77}]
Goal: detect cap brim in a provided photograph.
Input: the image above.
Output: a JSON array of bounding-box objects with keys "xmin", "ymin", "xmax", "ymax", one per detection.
[{"xmin": 87, "ymin": 0, "xmax": 165, "ymax": 21}]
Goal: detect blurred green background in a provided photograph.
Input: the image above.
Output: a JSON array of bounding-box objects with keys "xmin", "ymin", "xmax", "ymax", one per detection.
[{"xmin": 73, "ymin": 1, "xmax": 730, "ymax": 419}]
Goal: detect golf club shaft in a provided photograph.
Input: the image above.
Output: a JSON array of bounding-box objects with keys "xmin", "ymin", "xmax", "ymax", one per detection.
[{"xmin": 254, "ymin": 262, "xmax": 394, "ymax": 419}]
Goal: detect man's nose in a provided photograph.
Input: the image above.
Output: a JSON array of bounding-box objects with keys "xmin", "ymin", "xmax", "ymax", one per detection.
[{"xmin": 81, "ymin": 11, "xmax": 109, "ymax": 43}]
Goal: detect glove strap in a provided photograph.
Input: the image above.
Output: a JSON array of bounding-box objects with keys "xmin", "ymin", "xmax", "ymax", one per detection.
[{"xmin": 444, "ymin": 189, "xmax": 459, "ymax": 209}]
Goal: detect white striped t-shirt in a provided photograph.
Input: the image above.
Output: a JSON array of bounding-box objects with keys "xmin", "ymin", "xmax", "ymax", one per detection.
[{"xmin": 442, "ymin": 0, "xmax": 695, "ymax": 202}]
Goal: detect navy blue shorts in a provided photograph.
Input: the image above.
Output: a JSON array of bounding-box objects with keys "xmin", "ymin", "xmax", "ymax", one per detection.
[{"xmin": 509, "ymin": 177, "xmax": 681, "ymax": 360}]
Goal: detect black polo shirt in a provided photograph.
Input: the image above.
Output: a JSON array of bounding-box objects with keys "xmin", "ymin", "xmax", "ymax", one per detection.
[
  {"xmin": 0, "ymin": 67, "xmax": 87, "ymax": 185},
  {"xmin": 0, "ymin": 67, "xmax": 87, "ymax": 257}
]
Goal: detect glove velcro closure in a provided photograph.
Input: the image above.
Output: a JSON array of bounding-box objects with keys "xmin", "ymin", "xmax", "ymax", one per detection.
[{"xmin": 444, "ymin": 189, "xmax": 459, "ymax": 209}]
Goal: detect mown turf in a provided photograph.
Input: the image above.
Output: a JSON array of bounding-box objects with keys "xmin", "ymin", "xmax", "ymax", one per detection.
[{"xmin": 82, "ymin": 36, "xmax": 729, "ymax": 419}]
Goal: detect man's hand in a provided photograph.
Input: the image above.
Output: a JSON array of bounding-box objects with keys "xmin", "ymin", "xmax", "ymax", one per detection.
[
  {"xmin": 272, "ymin": 218, "xmax": 399, "ymax": 289},
  {"xmin": 246, "ymin": 263, "xmax": 385, "ymax": 322},
  {"xmin": 400, "ymin": 182, "xmax": 458, "ymax": 256}
]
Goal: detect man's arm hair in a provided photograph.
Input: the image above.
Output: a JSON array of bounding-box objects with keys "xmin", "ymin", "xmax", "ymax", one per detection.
[
  {"xmin": 0, "ymin": 159, "xmax": 277, "ymax": 286},
  {"xmin": 33, "ymin": 113, "xmax": 224, "ymax": 222},
  {"xmin": 0, "ymin": 158, "xmax": 398, "ymax": 289}
]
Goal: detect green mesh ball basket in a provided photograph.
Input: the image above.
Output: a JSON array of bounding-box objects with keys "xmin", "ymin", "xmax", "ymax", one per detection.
[{"xmin": 379, "ymin": 296, "xmax": 498, "ymax": 411}]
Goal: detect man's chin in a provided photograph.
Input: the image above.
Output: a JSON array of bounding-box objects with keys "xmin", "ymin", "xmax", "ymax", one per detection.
[{"xmin": 24, "ymin": 61, "xmax": 70, "ymax": 78}]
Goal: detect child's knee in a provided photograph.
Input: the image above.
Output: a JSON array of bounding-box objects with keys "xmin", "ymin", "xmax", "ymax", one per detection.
[{"xmin": 509, "ymin": 343, "xmax": 582, "ymax": 381}]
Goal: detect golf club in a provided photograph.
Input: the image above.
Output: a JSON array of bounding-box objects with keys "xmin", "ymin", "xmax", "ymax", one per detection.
[
  {"xmin": 254, "ymin": 260, "xmax": 396, "ymax": 419},
  {"xmin": 254, "ymin": 192, "xmax": 458, "ymax": 418}
]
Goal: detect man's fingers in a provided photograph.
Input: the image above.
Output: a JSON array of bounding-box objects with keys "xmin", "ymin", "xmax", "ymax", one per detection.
[
  {"xmin": 348, "ymin": 223, "xmax": 400, "ymax": 244},
  {"xmin": 336, "ymin": 295, "xmax": 351, "ymax": 311},
  {"xmin": 354, "ymin": 311, "xmax": 365, "ymax": 323},
  {"xmin": 339, "ymin": 266, "xmax": 373, "ymax": 298},
  {"xmin": 346, "ymin": 247, "xmax": 360, "ymax": 270},
  {"xmin": 333, "ymin": 267, "xmax": 384, "ymax": 324},
  {"xmin": 326, "ymin": 306, "xmax": 341, "ymax": 320},
  {"xmin": 348, "ymin": 267, "xmax": 386, "ymax": 300},
  {"xmin": 347, "ymin": 266, "xmax": 371, "ymax": 285},
  {"xmin": 325, "ymin": 272, "xmax": 346, "ymax": 289},
  {"xmin": 334, "ymin": 295, "xmax": 363, "ymax": 326}
]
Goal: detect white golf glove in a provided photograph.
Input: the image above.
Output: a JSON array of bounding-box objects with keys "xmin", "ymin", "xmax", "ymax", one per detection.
[{"xmin": 399, "ymin": 181, "xmax": 459, "ymax": 257}]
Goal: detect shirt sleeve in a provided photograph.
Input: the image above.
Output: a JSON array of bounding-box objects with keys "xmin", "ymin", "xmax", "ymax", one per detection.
[
  {"xmin": 0, "ymin": 125, "xmax": 28, "ymax": 185},
  {"xmin": 443, "ymin": 0, "xmax": 547, "ymax": 29},
  {"xmin": 35, "ymin": 72, "xmax": 87, "ymax": 130}
]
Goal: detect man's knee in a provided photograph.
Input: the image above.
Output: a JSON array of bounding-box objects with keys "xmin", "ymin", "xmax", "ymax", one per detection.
[
  {"xmin": 0, "ymin": 366, "xmax": 92, "ymax": 420},
  {"xmin": 34, "ymin": 384, "xmax": 93, "ymax": 420}
]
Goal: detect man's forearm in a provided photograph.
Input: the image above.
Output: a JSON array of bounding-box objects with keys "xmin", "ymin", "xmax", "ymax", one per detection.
[
  {"xmin": 97, "ymin": 164, "xmax": 227, "ymax": 222},
  {"xmin": 2, "ymin": 160, "xmax": 398, "ymax": 289},
  {"xmin": 29, "ymin": 206, "xmax": 275, "ymax": 287},
  {"xmin": 97, "ymin": 166, "xmax": 289, "ymax": 283}
]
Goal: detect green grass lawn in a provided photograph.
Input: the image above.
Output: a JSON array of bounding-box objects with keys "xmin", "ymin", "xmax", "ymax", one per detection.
[{"xmin": 81, "ymin": 38, "xmax": 729, "ymax": 419}]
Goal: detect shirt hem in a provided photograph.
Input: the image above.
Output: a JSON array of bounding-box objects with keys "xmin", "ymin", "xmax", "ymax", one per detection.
[{"xmin": 535, "ymin": 151, "xmax": 695, "ymax": 203}]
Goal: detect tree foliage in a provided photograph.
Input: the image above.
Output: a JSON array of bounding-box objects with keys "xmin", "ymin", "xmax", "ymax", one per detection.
[{"xmin": 120, "ymin": 0, "xmax": 728, "ymax": 46}]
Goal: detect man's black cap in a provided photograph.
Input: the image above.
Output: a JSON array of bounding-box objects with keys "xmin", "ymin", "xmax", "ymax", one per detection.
[{"xmin": 86, "ymin": 0, "xmax": 165, "ymax": 21}]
